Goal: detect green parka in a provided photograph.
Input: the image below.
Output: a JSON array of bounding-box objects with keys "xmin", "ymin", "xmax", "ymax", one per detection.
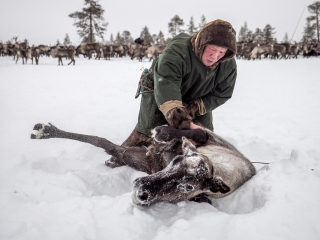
[{"xmin": 135, "ymin": 22, "xmax": 237, "ymax": 135}]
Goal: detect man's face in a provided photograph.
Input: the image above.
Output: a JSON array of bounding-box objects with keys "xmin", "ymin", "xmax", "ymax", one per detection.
[{"xmin": 201, "ymin": 45, "xmax": 227, "ymax": 66}]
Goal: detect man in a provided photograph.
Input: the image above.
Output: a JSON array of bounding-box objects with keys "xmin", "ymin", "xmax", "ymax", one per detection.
[
  {"xmin": 106, "ymin": 19, "xmax": 237, "ymax": 167},
  {"xmin": 134, "ymin": 37, "xmax": 144, "ymax": 45}
]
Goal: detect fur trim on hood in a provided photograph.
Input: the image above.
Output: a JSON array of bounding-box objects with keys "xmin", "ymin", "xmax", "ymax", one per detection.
[{"xmin": 191, "ymin": 19, "xmax": 237, "ymax": 71}]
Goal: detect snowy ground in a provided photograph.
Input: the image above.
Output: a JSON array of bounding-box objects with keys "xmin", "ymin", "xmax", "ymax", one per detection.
[{"xmin": 0, "ymin": 55, "xmax": 319, "ymax": 240}]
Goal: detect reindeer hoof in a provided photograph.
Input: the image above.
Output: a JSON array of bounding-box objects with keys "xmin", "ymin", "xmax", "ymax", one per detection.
[
  {"xmin": 31, "ymin": 123, "xmax": 56, "ymax": 139},
  {"xmin": 105, "ymin": 159, "xmax": 122, "ymax": 168}
]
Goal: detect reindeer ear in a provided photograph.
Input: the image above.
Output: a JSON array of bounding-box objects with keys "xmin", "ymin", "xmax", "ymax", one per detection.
[
  {"xmin": 182, "ymin": 137, "xmax": 197, "ymax": 155},
  {"xmin": 207, "ymin": 177, "xmax": 230, "ymax": 194}
]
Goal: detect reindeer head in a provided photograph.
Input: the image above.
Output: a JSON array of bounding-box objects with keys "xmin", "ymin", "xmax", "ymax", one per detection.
[{"xmin": 132, "ymin": 137, "xmax": 230, "ymax": 206}]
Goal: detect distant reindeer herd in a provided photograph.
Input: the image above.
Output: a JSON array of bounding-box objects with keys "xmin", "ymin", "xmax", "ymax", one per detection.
[
  {"xmin": 0, "ymin": 39, "xmax": 319, "ymax": 66},
  {"xmin": 236, "ymin": 41, "xmax": 319, "ymax": 60}
]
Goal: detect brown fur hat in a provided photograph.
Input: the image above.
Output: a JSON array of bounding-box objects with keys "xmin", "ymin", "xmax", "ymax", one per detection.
[{"xmin": 191, "ymin": 19, "xmax": 237, "ymax": 70}]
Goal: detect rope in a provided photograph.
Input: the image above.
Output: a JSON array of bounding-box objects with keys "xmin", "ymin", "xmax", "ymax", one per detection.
[
  {"xmin": 120, "ymin": 148, "xmax": 130, "ymax": 165},
  {"xmin": 137, "ymin": 69, "xmax": 154, "ymax": 96},
  {"xmin": 251, "ymin": 162, "xmax": 269, "ymax": 164}
]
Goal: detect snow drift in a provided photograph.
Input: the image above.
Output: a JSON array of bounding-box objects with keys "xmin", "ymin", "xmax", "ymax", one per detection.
[{"xmin": 0, "ymin": 56, "xmax": 319, "ymax": 240}]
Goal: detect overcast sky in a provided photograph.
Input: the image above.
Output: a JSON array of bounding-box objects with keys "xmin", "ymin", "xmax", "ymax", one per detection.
[{"xmin": 0, "ymin": 0, "xmax": 312, "ymax": 46}]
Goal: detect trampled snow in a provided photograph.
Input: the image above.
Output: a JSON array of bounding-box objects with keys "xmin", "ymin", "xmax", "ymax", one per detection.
[{"xmin": 0, "ymin": 56, "xmax": 319, "ymax": 240}]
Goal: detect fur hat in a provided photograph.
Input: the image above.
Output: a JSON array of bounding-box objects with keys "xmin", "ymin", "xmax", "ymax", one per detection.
[{"xmin": 191, "ymin": 19, "xmax": 237, "ymax": 71}]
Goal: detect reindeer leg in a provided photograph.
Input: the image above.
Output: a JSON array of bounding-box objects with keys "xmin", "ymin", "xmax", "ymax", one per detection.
[
  {"xmin": 152, "ymin": 126, "xmax": 208, "ymax": 145},
  {"xmin": 31, "ymin": 123, "xmax": 125, "ymax": 159},
  {"xmin": 31, "ymin": 123, "xmax": 152, "ymax": 174}
]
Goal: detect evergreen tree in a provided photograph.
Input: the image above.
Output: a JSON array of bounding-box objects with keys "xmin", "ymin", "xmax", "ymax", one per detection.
[
  {"xmin": 187, "ymin": 16, "xmax": 197, "ymax": 36},
  {"xmin": 199, "ymin": 14, "xmax": 206, "ymax": 29},
  {"xmin": 110, "ymin": 33, "xmax": 114, "ymax": 44},
  {"xmin": 307, "ymin": 1, "xmax": 320, "ymax": 42},
  {"xmin": 69, "ymin": 0, "xmax": 108, "ymax": 43},
  {"xmin": 158, "ymin": 31, "xmax": 165, "ymax": 44},
  {"xmin": 168, "ymin": 15, "xmax": 184, "ymax": 38},
  {"xmin": 263, "ymin": 24, "xmax": 276, "ymax": 43},
  {"xmin": 238, "ymin": 22, "xmax": 249, "ymax": 42},
  {"xmin": 115, "ymin": 32, "xmax": 123, "ymax": 45},
  {"xmin": 302, "ymin": 17, "xmax": 316, "ymax": 41},
  {"xmin": 81, "ymin": 35, "xmax": 96, "ymax": 43},
  {"xmin": 238, "ymin": 26, "xmax": 245, "ymax": 42},
  {"xmin": 246, "ymin": 30, "xmax": 254, "ymax": 42},
  {"xmin": 122, "ymin": 31, "xmax": 133, "ymax": 45},
  {"xmin": 63, "ymin": 33, "xmax": 71, "ymax": 46},
  {"xmin": 140, "ymin": 26, "xmax": 153, "ymax": 45},
  {"xmin": 56, "ymin": 39, "xmax": 61, "ymax": 45},
  {"xmin": 165, "ymin": 37, "xmax": 172, "ymax": 44},
  {"xmin": 254, "ymin": 28, "xmax": 264, "ymax": 43},
  {"xmin": 282, "ymin": 32, "xmax": 289, "ymax": 43},
  {"xmin": 152, "ymin": 34, "xmax": 159, "ymax": 44}
]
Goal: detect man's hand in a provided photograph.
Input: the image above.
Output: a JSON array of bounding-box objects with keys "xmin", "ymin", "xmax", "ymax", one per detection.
[{"xmin": 190, "ymin": 122, "xmax": 203, "ymax": 130}]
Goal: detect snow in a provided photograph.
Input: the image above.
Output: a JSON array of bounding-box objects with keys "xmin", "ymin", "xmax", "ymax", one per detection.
[{"xmin": 1, "ymin": 56, "xmax": 320, "ymax": 240}]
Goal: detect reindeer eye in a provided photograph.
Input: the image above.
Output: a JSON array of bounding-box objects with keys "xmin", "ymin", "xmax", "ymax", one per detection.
[
  {"xmin": 177, "ymin": 183, "xmax": 194, "ymax": 192},
  {"xmin": 186, "ymin": 185, "xmax": 193, "ymax": 191}
]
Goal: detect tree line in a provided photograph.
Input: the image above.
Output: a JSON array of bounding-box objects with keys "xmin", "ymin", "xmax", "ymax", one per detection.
[
  {"xmin": 238, "ymin": 1, "xmax": 320, "ymax": 44},
  {"xmin": 67, "ymin": 0, "xmax": 206, "ymax": 46},
  {"xmin": 3, "ymin": 0, "xmax": 319, "ymax": 48}
]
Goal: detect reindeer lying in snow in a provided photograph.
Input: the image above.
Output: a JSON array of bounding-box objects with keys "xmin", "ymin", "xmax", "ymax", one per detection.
[{"xmin": 31, "ymin": 123, "xmax": 256, "ymax": 206}]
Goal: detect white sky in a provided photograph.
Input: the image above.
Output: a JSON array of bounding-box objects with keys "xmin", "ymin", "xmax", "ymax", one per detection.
[{"xmin": 0, "ymin": 0, "xmax": 311, "ymax": 46}]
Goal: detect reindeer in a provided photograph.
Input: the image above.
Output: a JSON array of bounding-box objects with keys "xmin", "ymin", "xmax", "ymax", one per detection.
[
  {"xmin": 0, "ymin": 43, "xmax": 8, "ymax": 56},
  {"xmin": 130, "ymin": 44, "xmax": 148, "ymax": 61},
  {"xmin": 30, "ymin": 123, "xmax": 256, "ymax": 206},
  {"xmin": 302, "ymin": 43, "xmax": 318, "ymax": 58},
  {"xmin": 48, "ymin": 47, "xmax": 75, "ymax": 65},
  {"xmin": 31, "ymin": 46, "xmax": 41, "ymax": 65},
  {"xmin": 113, "ymin": 45, "xmax": 125, "ymax": 58},
  {"xmin": 236, "ymin": 42, "xmax": 245, "ymax": 59},
  {"xmin": 271, "ymin": 44, "xmax": 286, "ymax": 59},
  {"xmin": 15, "ymin": 48, "xmax": 32, "ymax": 64},
  {"xmin": 288, "ymin": 44, "xmax": 300, "ymax": 59},
  {"xmin": 145, "ymin": 44, "xmax": 167, "ymax": 61},
  {"xmin": 37, "ymin": 45, "xmax": 51, "ymax": 57},
  {"xmin": 248, "ymin": 44, "xmax": 273, "ymax": 60},
  {"xmin": 101, "ymin": 45, "xmax": 113, "ymax": 60},
  {"xmin": 76, "ymin": 43, "xmax": 101, "ymax": 59}
]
